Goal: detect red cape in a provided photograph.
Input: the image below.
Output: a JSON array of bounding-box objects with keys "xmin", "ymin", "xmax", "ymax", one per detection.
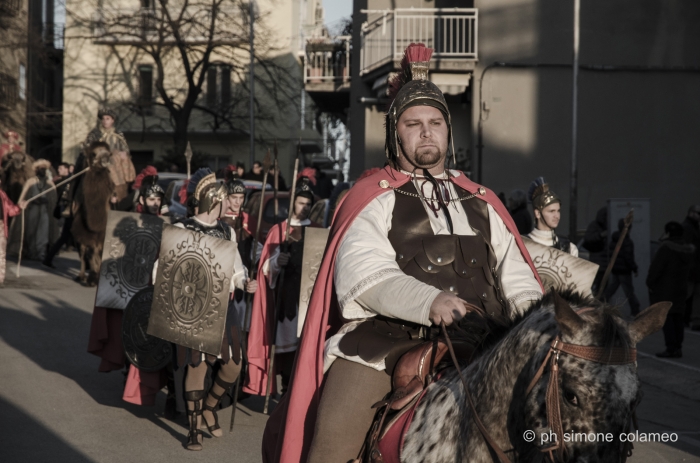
[
  {"xmin": 256, "ymin": 167, "xmax": 543, "ymax": 463},
  {"xmin": 244, "ymin": 219, "xmax": 319, "ymax": 395}
]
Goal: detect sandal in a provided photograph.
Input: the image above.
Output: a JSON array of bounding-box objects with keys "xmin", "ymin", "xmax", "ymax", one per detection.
[
  {"xmin": 185, "ymin": 390, "xmax": 206, "ymax": 451},
  {"xmin": 203, "ymin": 376, "xmax": 235, "ymax": 438}
]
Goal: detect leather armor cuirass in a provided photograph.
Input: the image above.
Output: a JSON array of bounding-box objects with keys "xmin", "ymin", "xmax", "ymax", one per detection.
[{"xmin": 388, "ymin": 181, "xmax": 507, "ymax": 320}]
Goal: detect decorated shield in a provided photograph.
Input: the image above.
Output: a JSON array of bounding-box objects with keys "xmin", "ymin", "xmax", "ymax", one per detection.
[
  {"xmin": 96, "ymin": 211, "xmax": 168, "ymax": 310},
  {"xmin": 296, "ymin": 227, "xmax": 330, "ymax": 337},
  {"xmin": 122, "ymin": 287, "xmax": 172, "ymax": 371},
  {"xmin": 522, "ymin": 237, "xmax": 599, "ymax": 296},
  {"xmin": 147, "ymin": 224, "xmax": 238, "ymax": 356}
]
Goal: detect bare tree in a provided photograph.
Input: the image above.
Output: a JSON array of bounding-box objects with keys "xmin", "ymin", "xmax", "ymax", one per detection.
[{"xmin": 67, "ymin": 0, "xmax": 299, "ymax": 157}]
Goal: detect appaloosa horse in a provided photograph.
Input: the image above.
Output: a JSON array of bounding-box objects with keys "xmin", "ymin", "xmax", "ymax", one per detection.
[{"xmin": 400, "ymin": 291, "xmax": 670, "ymax": 463}]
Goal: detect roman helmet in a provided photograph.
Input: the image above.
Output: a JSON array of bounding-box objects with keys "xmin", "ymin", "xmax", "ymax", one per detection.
[
  {"xmin": 385, "ymin": 43, "xmax": 454, "ymax": 165},
  {"xmin": 294, "ymin": 176, "xmax": 314, "ymax": 204},
  {"xmin": 139, "ymin": 175, "xmax": 164, "ymax": 200},
  {"xmin": 195, "ymin": 172, "xmax": 227, "ymax": 214},
  {"xmin": 528, "ymin": 177, "xmax": 561, "ymax": 212}
]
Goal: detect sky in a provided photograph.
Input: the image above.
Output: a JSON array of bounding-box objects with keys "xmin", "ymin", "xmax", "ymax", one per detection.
[{"xmin": 323, "ymin": 0, "xmax": 352, "ymax": 32}]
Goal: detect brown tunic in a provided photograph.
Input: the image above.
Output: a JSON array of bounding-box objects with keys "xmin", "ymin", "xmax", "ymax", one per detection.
[{"xmin": 338, "ymin": 181, "xmax": 507, "ymax": 372}]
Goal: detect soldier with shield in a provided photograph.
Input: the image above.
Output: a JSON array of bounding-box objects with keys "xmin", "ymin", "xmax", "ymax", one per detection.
[
  {"xmin": 245, "ymin": 176, "xmax": 321, "ymax": 399},
  {"xmin": 149, "ymin": 172, "xmax": 257, "ymax": 451},
  {"xmin": 526, "ymin": 177, "xmax": 579, "ymax": 256}
]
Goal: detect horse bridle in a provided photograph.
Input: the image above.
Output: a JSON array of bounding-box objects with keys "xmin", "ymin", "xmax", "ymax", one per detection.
[{"xmin": 441, "ymin": 306, "xmax": 639, "ymax": 463}]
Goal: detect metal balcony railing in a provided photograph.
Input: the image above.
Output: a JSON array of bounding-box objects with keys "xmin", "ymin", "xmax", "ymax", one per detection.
[
  {"xmin": 304, "ymin": 36, "xmax": 351, "ymax": 85},
  {"xmin": 360, "ymin": 8, "xmax": 478, "ymax": 75}
]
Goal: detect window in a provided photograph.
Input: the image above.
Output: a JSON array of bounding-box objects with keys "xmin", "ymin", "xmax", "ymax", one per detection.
[
  {"xmin": 206, "ymin": 64, "xmax": 232, "ymax": 108},
  {"xmin": 0, "ymin": 0, "xmax": 21, "ymax": 17},
  {"xmin": 18, "ymin": 64, "xmax": 25, "ymax": 100},
  {"xmin": 0, "ymin": 73, "xmax": 18, "ymax": 108},
  {"xmin": 206, "ymin": 67, "xmax": 217, "ymax": 107},
  {"xmin": 220, "ymin": 65, "xmax": 231, "ymax": 107},
  {"xmin": 138, "ymin": 65, "xmax": 153, "ymax": 104}
]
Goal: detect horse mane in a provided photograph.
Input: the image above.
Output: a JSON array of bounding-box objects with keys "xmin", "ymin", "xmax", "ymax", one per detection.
[{"xmin": 474, "ymin": 290, "xmax": 629, "ymax": 356}]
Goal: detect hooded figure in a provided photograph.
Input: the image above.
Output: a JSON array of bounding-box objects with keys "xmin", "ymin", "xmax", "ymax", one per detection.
[{"xmin": 17, "ymin": 159, "xmax": 56, "ymax": 261}]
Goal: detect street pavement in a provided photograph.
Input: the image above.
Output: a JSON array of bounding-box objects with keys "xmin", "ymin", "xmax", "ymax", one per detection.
[{"xmin": 1, "ymin": 252, "xmax": 699, "ymax": 462}]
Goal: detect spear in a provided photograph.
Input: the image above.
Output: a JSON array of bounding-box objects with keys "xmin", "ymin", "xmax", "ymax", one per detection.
[
  {"xmin": 16, "ymin": 166, "xmax": 90, "ymax": 278},
  {"xmin": 595, "ymin": 209, "xmax": 634, "ymax": 300},
  {"xmin": 263, "ymin": 146, "xmax": 300, "ymax": 415},
  {"xmin": 230, "ymin": 149, "xmax": 273, "ymax": 433},
  {"xmin": 185, "ymin": 141, "xmax": 193, "ymax": 180},
  {"xmin": 273, "ymin": 140, "xmax": 279, "ymax": 223}
]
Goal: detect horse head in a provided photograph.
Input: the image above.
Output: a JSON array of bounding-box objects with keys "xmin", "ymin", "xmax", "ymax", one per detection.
[
  {"xmin": 402, "ymin": 291, "xmax": 670, "ymax": 463},
  {"xmin": 520, "ymin": 292, "xmax": 671, "ymax": 462}
]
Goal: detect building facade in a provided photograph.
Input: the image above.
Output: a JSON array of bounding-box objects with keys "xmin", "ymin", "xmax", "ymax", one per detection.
[
  {"xmin": 319, "ymin": 0, "xmax": 699, "ymax": 239},
  {"xmin": 0, "ymin": 0, "xmax": 29, "ymax": 149},
  {"xmin": 61, "ymin": 0, "xmax": 325, "ymax": 177}
]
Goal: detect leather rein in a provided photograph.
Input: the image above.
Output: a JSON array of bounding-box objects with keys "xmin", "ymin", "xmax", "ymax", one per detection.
[{"xmin": 440, "ymin": 306, "xmax": 639, "ymax": 463}]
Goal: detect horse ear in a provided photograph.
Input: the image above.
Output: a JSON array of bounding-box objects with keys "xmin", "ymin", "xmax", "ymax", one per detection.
[
  {"xmin": 628, "ymin": 302, "xmax": 672, "ymax": 345},
  {"xmin": 553, "ymin": 291, "xmax": 584, "ymax": 337}
]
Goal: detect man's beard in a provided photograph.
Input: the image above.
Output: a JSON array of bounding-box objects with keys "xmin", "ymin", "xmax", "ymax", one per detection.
[{"xmin": 409, "ymin": 145, "xmax": 444, "ymax": 168}]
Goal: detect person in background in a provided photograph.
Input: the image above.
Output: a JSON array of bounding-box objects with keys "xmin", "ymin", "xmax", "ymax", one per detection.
[
  {"xmin": 602, "ymin": 219, "xmax": 640, "ymax": 316},
  {"xmin": 0, "ymin": 176, "xmax": 21, "ymax": 284},
  {"xmin": 236, "ymin": 162, "xmax": 246, "ymax": 179},
  {"xmin": 267, "ymin": 165, "xmax": 288, "ymax": 191},
  {"xmin": 682, "ymin": 204, "xmax": 700, "ymax": 330},
  {"xmin": 648, "ymin": 221, "xmax": 694, "ymax": 358},
  {"xmin": 508, "ymin": 189, "xmax": 532, "ymax": 236},
  {"xmin": 583, "ymin": 206, "xmax": 609, "ymax": 294},
  {"xmin": 18, "ymin": 159, "xmax": 55, "ymax": 261},
  {"xmin": 247, "ymin": 161, "xmax": 264, "ymax": 182},
  {"xmin": 0, "ymin": 130, "xmax": 22, "ymax": 163},
  {"xmin": 43, "ymin": 163, "xmax": 75, "ymax": 268},
  {"xmin": 525, "ymin": 177, "xmax": 578, "ymax": 255}
]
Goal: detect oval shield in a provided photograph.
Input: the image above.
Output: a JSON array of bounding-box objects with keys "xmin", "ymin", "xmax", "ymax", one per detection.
[{"xmin": 123, "ymin": 287, "xmax": 172, "ymax": 372}]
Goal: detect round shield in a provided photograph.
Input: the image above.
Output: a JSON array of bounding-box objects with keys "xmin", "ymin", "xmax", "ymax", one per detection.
[{"xmin": 123, "ymin": 287, "xmax": 172, "ymax": 372}]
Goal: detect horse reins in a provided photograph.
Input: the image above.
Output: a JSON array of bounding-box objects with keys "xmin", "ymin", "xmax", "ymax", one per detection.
[{"xmin": 440, "ymin": 306, "xmax": 639, "ymax": 463}]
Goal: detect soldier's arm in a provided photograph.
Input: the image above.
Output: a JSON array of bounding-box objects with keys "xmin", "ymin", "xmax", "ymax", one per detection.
[
  {"xmin": 334, "ymin": 192, "xmax": 442, "ymax": 325},
  {"xmin": 487, "ymin": 204, "xmax": 543, "ymax": 317}
]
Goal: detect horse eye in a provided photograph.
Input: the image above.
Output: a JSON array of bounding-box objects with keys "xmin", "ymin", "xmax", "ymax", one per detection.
[{"xmin": 564, "ymin": 390, "xmax": 579, "ymax": 407}]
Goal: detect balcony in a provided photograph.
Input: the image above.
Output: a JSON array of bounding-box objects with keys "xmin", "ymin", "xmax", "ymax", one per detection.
[
  {"xmin": 360, "ymin": 8, "xmax": 478, "ymax": 78},
  {"xmin": 303, "ymin": 35, "xmax": 351, "ymax": 114}
]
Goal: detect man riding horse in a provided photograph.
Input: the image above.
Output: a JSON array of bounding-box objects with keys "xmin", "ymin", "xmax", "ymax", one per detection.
[{"xmin": 255, "ymin": 43, "xmax": 544, "ymax": 463}]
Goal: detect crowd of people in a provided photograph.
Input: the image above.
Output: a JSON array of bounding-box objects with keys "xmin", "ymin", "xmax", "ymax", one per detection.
[
  {"xmin": 502, "ymin": 184, "xmax": 699, "ymax": 359},
  {"xmin": 0, "ymin": 42, "xmax": 696, "ymax": 463}
]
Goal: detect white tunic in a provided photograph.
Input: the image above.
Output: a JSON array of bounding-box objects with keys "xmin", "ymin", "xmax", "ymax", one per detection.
[
  {"xmin": 526, "ymin": 227, "xmax": 579, "ymax": 257},
  {"xmin": 324, "ymin": 171, "xmax": 543, "ymax": 372},
  {"xmin": 262, "ymin": 218, "xmax": 312, "ymax": 353}
]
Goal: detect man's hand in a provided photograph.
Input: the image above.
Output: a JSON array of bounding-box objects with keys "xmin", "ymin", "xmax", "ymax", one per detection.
[
  {"xmin": 277, "ymin": 252, "xmax": 291, "ymax": 267},
  {"xmin": 429, "ymin": 292, "xmax": 470, "ymax": 326},
  {"xmin": 18, "ymin": 200, "xmax": 27, "ymax": 210},
  {"xmin": 246, "ymin": 278, "xmax": 258, "ymax": 294}
]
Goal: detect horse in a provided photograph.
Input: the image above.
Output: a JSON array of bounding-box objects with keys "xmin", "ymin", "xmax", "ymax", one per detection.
[{"xmin": 400, "ymin": 291, "xmax": 670, "ymax": 463}]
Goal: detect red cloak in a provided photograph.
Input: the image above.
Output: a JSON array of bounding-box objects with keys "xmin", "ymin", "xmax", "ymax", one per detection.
[
  {"xmin": 254, "ymin": 166, "xmax": 543, "ymax": 463},
  {"xmin": 244, "ymin": 218, "xmax": 319, "ymax": 396}
]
